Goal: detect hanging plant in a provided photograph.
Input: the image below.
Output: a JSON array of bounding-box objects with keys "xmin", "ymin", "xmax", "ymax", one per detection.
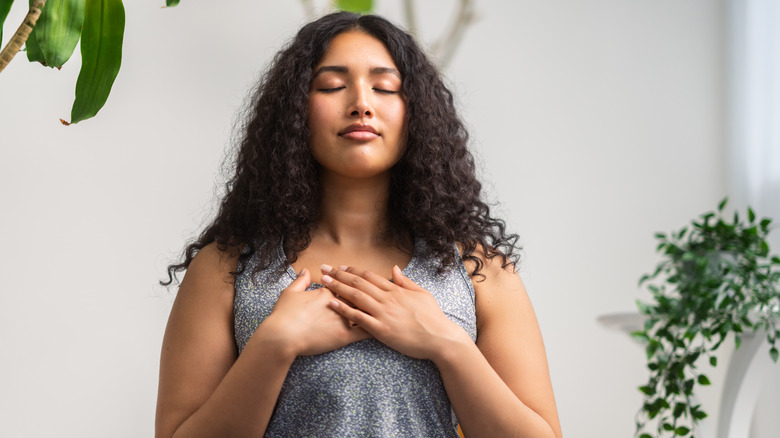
[{"xmin": 632, "ymin": 198, "xmax": 780, "ymax": 438}]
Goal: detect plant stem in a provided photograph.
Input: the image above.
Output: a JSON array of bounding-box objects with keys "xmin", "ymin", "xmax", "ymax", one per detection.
[
  {"xmin": 430, "ymin": 0, "xmax": 475, "ymax": 68},
  {"xmin": 402, "ymin": 0, "xmax": 418, "ymax": 38},
  {"xmin": 0, "ymin": 0, "xmax": 48, "ymax": 74},
  {"xmin": 300, "ymin": 0, "xmax": 316, "ymax": 21}
]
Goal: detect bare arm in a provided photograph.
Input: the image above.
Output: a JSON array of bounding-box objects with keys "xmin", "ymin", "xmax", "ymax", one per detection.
[
  {"xmin": 321, "ymin": 257, "xmax": 562, "ymax": 437},
  {"xmin": 155, "ymin": 244, "xmax": 369, "ymax": 438},
  {"xmin": 438, "ymin": 256, "xmax": 562, "ymax": 438}
]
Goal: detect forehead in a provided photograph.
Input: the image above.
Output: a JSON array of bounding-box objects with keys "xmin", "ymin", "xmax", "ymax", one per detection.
[{"xmin": 315, "ymin": 30, "xmax": 398, "ymax": 71}]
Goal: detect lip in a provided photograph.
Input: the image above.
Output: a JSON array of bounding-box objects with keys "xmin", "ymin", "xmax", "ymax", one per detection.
[{"xmin": 339, "ymin": 124, "xmax": 379, "ymax": 138}]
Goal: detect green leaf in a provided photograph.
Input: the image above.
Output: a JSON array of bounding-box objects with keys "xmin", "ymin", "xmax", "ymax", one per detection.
[
  {"xmin": 646, "ymin": 340, "xmax": 660, "ymax": 359},
  {"xmin": 770, "ymin": 347, "xmax": 779, "ymax": 363},
  {"xmin": 639, "ymin": 434, "xmax": 653, "ymax": 438},
  {"xmin": 718, "ymin": 197, "xmax": 728, "ymax": 211},
  {"xmin": 25, "ymin": 28, "xmax": 46, "ymax": 63},
  {"xmin": 683, "ymin": 379, "xmax": 695, "ymax": 395},
  {"xmin": 709, "ymin": 356, "xmax": 717, "ymax": 367},
  {"xmin": 759, "ymin": 240, "xmax": 769, "ymax": 256},
  {"xmin": 748, "ymin": 207, "xmax": 755, "ymax": 222},
  {"xmin": 0, "ymin": 0, "xmax": 13, "ymax": 45},
  {"xmin": 68, "ymin": 0, "xmax": 124, "ymax": 124},
  {"xmin": 165, "ymin": 0, "xmax": 178, "ymax": 6},
  {"xmin": 631, "ymin": 331, "xmax": 650, "ymax": 343},
  {"xmin": 335, "ymin": 0, "xmax": 372, "ymax": 13},
  {"xmin": 735, "ymin": 335, "xmax": 742, "ymax": 350},
  {"xmin": 35, "ymin": 0, "xmax": 86, "ymax": 67},
  {"xmin": 673, "ymin": 402, "xmax": 686, "ymax": 418},
  {"xmin": 697, "ymin": 374, "xmax": 711, "ymax": 385},
  {"xmin": 675, "ymin": 426, "xmax": 691, "ymax": 435},
  {"xmin": 639, "ymin": 385, "xmax": 656, "ymax": 396}
]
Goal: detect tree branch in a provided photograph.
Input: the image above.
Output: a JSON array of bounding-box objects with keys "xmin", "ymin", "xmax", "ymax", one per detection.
[
  {"xmin": 402, "ymin": 0, "xmax": 418, "ymax": 38},
  {"xmin": 0, "ymin": 0, "xmax": 48, "ymax": 74},
  {"xmin": 430, "ymin": 0, "xmax": 476, "ymax": 69},
  {"xmin": 300, "ymin": 0, "xmax": 316, "ymax": 21}
]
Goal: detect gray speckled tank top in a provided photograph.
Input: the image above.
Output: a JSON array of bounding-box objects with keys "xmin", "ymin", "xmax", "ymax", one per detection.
[{"xmin": 234, "ymin": 239, "xmax": 477, "ymax": 437}]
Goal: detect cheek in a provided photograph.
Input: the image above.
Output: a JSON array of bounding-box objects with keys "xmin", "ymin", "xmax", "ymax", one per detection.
[
  {"xmin": 386, "ymin": 101, "xmax": 407, "ymax": 133},
  {"xmin": 308, "ymin": 98, "xmax": 337, "ymax": 134},
  {"xmin": 393, "ymin": 103, "xmax": 408, "ymax": 142},
  {"xmin": 307, "ymin": 101, "xmax": 325, "ymax": 133}
]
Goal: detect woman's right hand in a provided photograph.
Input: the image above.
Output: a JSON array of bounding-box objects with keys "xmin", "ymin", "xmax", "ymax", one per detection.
[{"xmin": 257, "ymin": 268, "xmax": 371, "ymax": 357}]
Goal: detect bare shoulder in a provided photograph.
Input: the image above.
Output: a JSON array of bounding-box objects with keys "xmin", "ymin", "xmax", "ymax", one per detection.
[
  {"xmin": 165, "ymin": 242, "xmax": 242, "ymax": 329},
  {"xmin": 457, "ymin": 244, "xmax": 525, "ymax": 323},
  {"xmin": 180, "ymin": 242, "xmax": 242, "ymax": 294}
]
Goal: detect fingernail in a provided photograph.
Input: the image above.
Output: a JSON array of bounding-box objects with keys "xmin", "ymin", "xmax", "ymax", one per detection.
[
  {"xmin": 321, "ymin": 274, "xmax": 333, "ymax": 284},
  {"xmin": 338, "ymin": 265, "xmax": 348, "ymax": 270},
  {"xmin": 321, "ymin": 264, "xmax": 333, "ymax": 273},
  {"xmin": 300, "ymin": 268, "xmax": 307, "ymax": 276}
]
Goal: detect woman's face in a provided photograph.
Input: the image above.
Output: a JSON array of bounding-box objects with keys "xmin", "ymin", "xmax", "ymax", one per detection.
[{"xmin": 308, "ymin": 31, "xmax": 407, "ymax": 180}]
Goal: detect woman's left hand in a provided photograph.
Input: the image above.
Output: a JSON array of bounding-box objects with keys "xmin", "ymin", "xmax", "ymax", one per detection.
[{"xmin": 320, "ymin": 265, "xmax": 470, "ymax": 360}]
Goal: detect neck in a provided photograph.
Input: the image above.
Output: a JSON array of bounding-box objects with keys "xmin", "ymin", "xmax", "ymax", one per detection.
[{"xmin": 315, "ymin": 172, "xmax": 393, "ymax": 248}]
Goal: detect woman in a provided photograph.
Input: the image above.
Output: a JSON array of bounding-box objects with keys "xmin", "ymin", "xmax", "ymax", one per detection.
[{"xmin": 156, "ymin": 11, "xmax": 562, "ymax": 438}]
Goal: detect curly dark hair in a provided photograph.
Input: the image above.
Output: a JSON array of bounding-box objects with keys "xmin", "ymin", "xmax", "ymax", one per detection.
[{"xmin": 163, "ymin": 11, "xmax": 519, "ymax": 285}]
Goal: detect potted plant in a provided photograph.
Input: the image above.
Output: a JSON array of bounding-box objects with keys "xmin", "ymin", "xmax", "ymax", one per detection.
[{"xmin": 632, "ymin": 199, "xmax": 780, "ymax": 438}]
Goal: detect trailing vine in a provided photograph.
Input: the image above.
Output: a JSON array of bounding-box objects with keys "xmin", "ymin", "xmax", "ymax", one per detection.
[{"xmin": 633, "ymin": 199, "xmax": 780, "ymax": 437}]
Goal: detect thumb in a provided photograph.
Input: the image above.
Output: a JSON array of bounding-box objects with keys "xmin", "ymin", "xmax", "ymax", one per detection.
[
  {"xmin": 290, "ymin": 268, "xmax": 312, "ymax": 291},
  {"xmin": 392, "ymin": 265, "xmax": 422, "ymax": 291}
]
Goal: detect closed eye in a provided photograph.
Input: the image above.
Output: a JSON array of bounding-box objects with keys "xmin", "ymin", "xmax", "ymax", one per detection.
[
  {"xmin": 374, "ymin": 88, "xmax": 399, "ymax": 95},
  {"xmin": 318, "ymin": 87, "xmax": 346, "ymax": 93}
]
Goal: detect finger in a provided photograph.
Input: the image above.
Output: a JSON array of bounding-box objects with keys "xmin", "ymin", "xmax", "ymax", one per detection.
[
  {"xmin": 320, "ymin": 264, "xmax": 362, "ymax": 276},
  {"xmin": 359, "ymin": 269, "xmax": 397, "ymax": 291},
  {"xmin": 335, "ymin": 294, "xmax": 358, "ymax": 308},
  {"xmin": 320, "ymin": 273, "xmax": 381, "ymax": 312},
  {"xmin": 391, "ymin": 265, "xmax": 424, "ymax": 291},
  {"xmin": 289, "ymin": 268, "xmax": 312, "ymax": 292},
  {"xmin": 327, "ymin": 268, "xmax": 386, "ymax": 300},
  {"xmin": 328, "ymin": 299, "xmax": 379, "ymax": 333},
  {"xmin": 332, "ymin": 265, "xmax": 369, "ymax": 279},
  {"xmin": 315, "ymin": 285, "xmax": 359, "ymax": 308}
]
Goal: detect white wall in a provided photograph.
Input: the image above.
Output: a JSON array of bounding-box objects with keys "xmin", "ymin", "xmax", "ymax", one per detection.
[{"xmin": 0, "ymin": 1, "xmax": 731, "ymax": 436}]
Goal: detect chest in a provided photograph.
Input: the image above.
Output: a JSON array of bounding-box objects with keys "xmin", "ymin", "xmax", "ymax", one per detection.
[{"xmin": 289, "ymin": 240, "xmax": 413, "ymax": 285}]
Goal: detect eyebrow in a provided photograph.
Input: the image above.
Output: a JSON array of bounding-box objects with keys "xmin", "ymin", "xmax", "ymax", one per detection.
[{"xmin": 312, "ymin": 65, "xmax": 401, "ymax": 79}]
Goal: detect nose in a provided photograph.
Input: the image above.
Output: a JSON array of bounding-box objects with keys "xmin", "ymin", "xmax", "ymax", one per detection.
[{"xmin": 348, "ymin": 84, "xmax": 373, "ymax": 118}]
